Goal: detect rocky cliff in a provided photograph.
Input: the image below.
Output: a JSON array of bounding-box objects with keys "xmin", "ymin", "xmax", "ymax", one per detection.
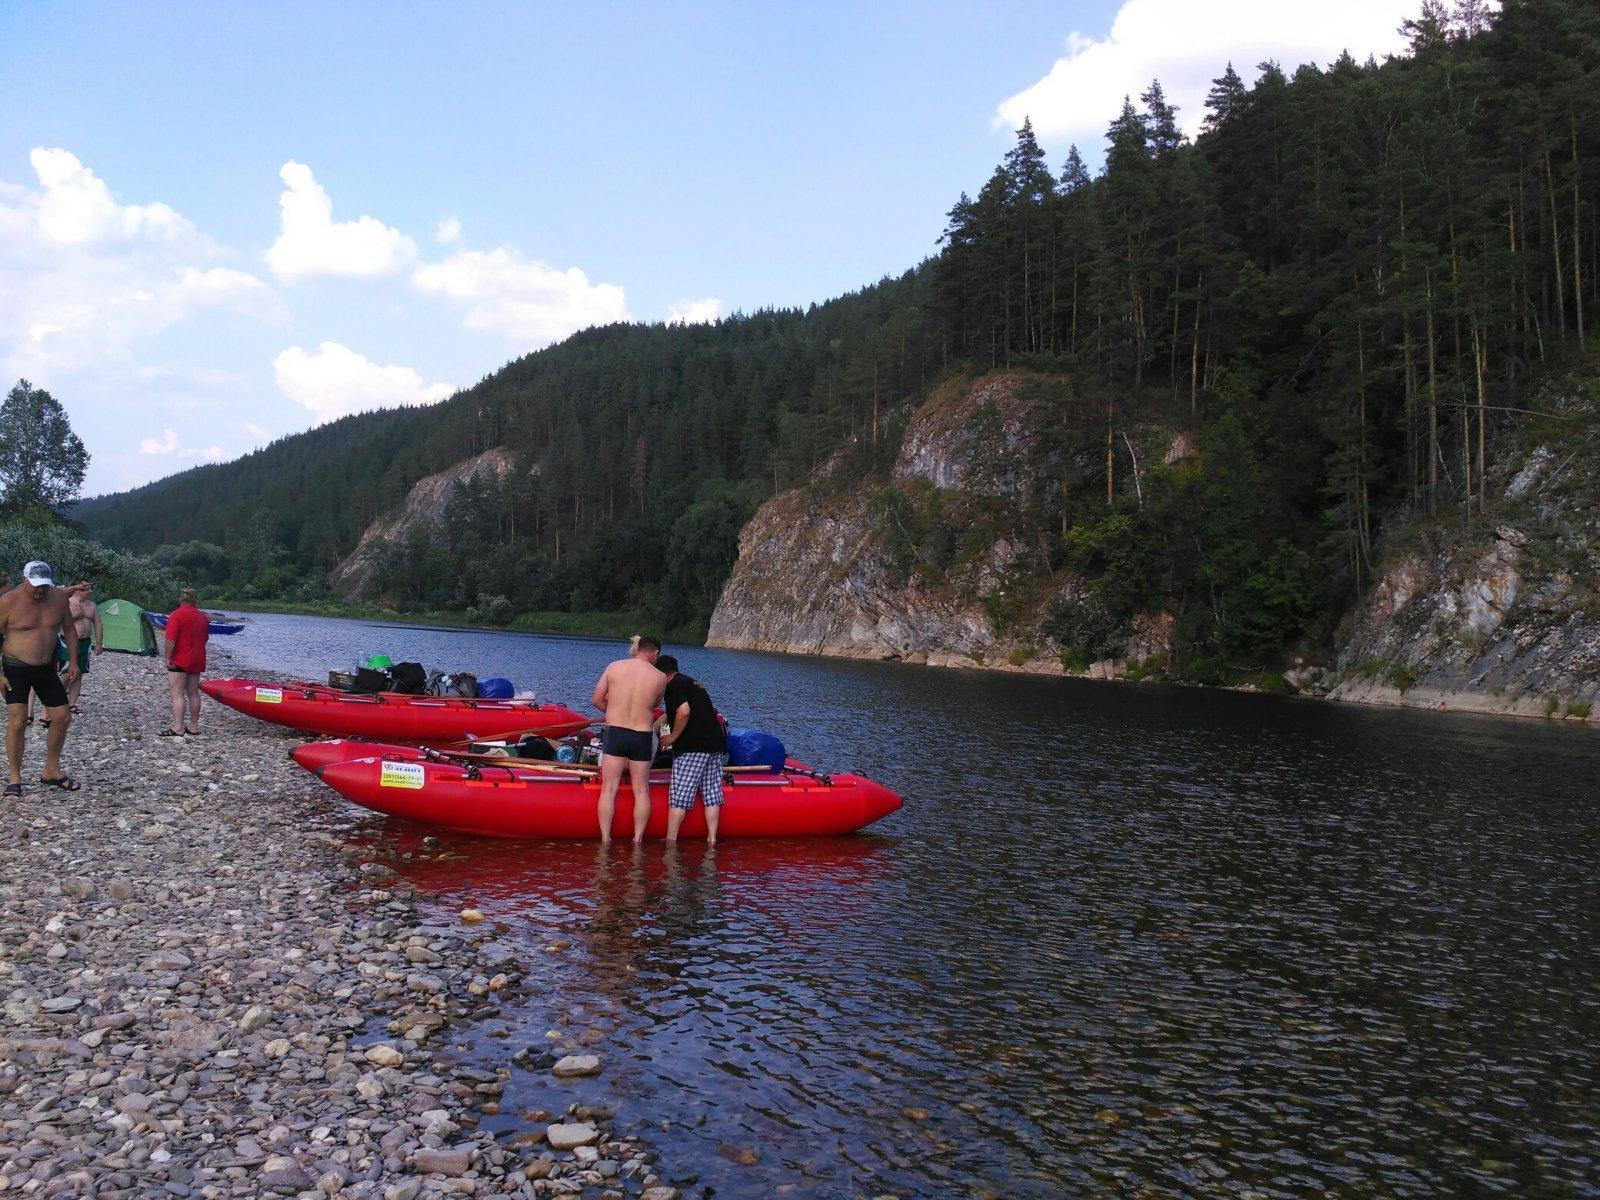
[
  {"xmin": 1313, "ymin": 438, "xmax": 1600, "ymax": 719},
  {"xmin": 332, "ymin": 447, "xmax": 516, "ymax": 597},
  {"xmin": 707, "ymin": 373, "xmax": 1173, "ymax": 674},
  {"xmin": 709, "ymin": 370, "xmax": 1600, "ymax": 722}
]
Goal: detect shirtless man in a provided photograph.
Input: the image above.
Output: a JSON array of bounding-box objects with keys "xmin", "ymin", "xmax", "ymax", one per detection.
[
  {"xmin": 1, "ymin": 562, "xmax": 81, "ymax": 797},
  {"xmin": 589, "ymin": 635, "xmax": 667, "ymax": 844},
  {"xmin": 65, "ymin": 580, "xmax": 102, "ymax": 713}
]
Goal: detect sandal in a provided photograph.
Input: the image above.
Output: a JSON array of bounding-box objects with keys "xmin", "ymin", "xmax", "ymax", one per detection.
[
  {"xmin": 184, "ymin": 727, "xmax": 202, "ymax": 736},
  {"xmin": 39, "ymin": 775, "xmax": 80, "ymax": 792},
  {"xmin": 3, "ymin": 783, "xmax": 20, "ymax": 798},
  {"xmin": 40, "ymin": 719, "xmax": 50, "ymax": 730},
  {"xmin": 158, "ymin": 728, "xmax": 183, "ymax": 737},
  {"xmin": 70, "ymin": 705, "xmax": 82, "ymax": 715}
]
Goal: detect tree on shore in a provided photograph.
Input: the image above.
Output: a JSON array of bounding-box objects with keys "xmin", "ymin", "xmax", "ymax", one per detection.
[{"xmin": 0, "ymin": 380, "xmax": 90, "ymax": 516}]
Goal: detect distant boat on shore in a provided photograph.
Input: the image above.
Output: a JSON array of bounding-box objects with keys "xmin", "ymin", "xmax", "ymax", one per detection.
[{"xmin": 148, "ymin": 612, "xmax": 247, "ymax": 636}]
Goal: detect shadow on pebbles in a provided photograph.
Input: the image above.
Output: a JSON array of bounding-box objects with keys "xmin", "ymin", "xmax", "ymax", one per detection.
[{"xmin": 0, "ymin": 649, "xmax": 676, "ymax": 1199}]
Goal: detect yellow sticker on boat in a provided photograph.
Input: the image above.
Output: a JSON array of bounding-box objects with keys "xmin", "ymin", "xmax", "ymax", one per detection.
[
  {"xmin": 379, "ymin": 762, "xmax": 426, "ymax": 790},
  {"xmin": 254, "ymin": 687, "xmax": 283, "ymax": 704}
]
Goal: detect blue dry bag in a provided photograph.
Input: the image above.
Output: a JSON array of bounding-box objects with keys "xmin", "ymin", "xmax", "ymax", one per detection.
[
  {"xmin": 477, "ymin": 677, "xmax": 515, "ymax": 699},
  {"xmin": 725, "ymin": 727, "xmax": 786, "ymax": 772}
]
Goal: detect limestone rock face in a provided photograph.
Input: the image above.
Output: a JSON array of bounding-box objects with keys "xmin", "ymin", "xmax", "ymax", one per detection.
[
  {"xmin": 1326, "ymin": 518, "xmax": 1600, "ymax": 718},
  {"xmin": 708, "ymin": 372, "xmax": 1158, "ymax": 675},
  {"xmin": 333, "ymin": 447, "xmax": 517, "ymax": 597}
]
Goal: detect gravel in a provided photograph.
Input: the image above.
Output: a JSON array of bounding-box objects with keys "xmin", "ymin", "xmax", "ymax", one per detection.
[{"xmin": 0, "ymin": 648, "xmax": 674, "ymax": 1198}]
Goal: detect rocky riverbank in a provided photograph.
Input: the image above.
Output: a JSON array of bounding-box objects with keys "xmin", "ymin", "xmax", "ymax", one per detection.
[{"xmin": 0, "ymin": 649, "xmax": 680, "ymax": 1199}]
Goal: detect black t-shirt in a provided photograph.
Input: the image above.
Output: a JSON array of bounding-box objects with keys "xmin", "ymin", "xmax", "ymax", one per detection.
[{"xmin": 664, "ymin": 673, "xmax": 727, "ymax": 754}]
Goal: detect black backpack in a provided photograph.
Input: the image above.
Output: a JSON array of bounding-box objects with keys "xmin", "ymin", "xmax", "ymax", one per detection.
[{"xmin": 389, "ymin": 662, "xmax": 427, "ymax": 694}]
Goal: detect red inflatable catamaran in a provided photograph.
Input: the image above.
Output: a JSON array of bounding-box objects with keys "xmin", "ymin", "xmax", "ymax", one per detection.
[
  {"xmin": 200, "ymin": 677, "xmax": 590, "ymax": 743},
  {"xmin": 290, "ymin": 739, "xmax": 903, "ymax": 840}
]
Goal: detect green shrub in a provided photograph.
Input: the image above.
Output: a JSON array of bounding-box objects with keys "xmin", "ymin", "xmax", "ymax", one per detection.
[
  {"xmin": 1565, "ymin": 699, "xmax": 1591, "ymax": 720},
  {"xmin": 1044, "ymin": 592, "xmax": 1126, "ymax": 662},
  {"xmin": 1546, "ymin": 696, "xmax": 1560, "ymax": 716},
  {"xmin": 1386, "ymin": 663, "xmax": 1419, "ymax": 693},
  {"xmin": 0, "ymin": 516, "xmax": 179, "ymax": 609}
]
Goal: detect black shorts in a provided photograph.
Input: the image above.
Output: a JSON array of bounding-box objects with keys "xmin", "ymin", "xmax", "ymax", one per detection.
[
  {"xmin": 601, "ymin": 726, "xmax": 657, "ymax": 762},
  {"xmin": 3, "ymin": 655, "xmax": 67, "ymax": 709}
]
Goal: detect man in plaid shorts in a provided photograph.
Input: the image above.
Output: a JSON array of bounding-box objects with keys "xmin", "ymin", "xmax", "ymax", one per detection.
[{"xmin": 656, "ymin": 656, "xmax": 729, "ymax": 844}]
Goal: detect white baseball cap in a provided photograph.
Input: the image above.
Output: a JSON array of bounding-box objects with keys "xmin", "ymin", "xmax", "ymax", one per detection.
[{"xmin": 22, "ymin": 561, "xmax": 53, "ymax": 586}]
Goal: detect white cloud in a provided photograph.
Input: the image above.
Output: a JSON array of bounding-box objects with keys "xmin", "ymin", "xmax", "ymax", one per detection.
[
  {"xmin": 434, "ymin": 215, "xmax": 462, "ymax": 244},
  {"xmin": 273, "ymin": 341, "xmax": 454, "ymax": 423},
  {"xmin": 138, "ymin": 427, "xmax": 226, "ymax": 461},
  {"xmin": 0, "ymin": 148, "xmax": 284, "ymax": 380},
  {"xmin": 665, "ymin": 297, "xmax": 722, "ymax": 325},
  {"xmin": 995, "ymin": 0, "xmax": 1410, "ymax": 148},
  {"xmin": 265, "ymin": 162, "xmax": 417, "ymax": 281},
  {"xmin": 243, "ymin": 421, "xmax": 273, "ymax": 443},
  {"xmin": 26, "ymin": 148, "xmax": 202, "ymax": 248},
  {"xmin": 413, "ymin": 246, "xmax": 628, "ymax": 348}
]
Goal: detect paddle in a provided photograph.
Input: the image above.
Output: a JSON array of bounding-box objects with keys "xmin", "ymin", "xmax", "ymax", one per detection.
[{"xmin": 429, "ymin": 748, "xmax": 600, "ymax": 775}]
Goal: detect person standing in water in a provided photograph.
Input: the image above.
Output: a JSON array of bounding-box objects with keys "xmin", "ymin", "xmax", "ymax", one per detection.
[
  {"xmin": 1, "ymin": 561, "xmax": 81, "ymax": 796},
  {"xmin": 589, "ymin": 635, "xmax": 666, "ymax": 844},
  {"xmin": 656, "ymin": 655, "xmax": 730, "ymax": 845}
]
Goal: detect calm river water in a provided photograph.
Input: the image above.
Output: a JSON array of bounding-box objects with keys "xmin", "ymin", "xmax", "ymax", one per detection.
[{"xmin": 228, "ymin": 612, "xmax": 1600, "ymax": 1199}]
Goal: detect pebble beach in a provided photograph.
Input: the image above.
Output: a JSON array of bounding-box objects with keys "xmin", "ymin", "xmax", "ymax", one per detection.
[{"xmin": 0, "ymin": 648, "xmax": 678, "ymax": 1200}]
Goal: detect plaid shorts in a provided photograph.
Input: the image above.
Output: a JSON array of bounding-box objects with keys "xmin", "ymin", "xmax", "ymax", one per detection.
[{"xmin": 668, "ymin": 751, "xmax": 727, "ymax": 810}]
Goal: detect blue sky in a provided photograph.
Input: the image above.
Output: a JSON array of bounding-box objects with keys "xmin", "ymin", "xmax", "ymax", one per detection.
[{"xmin": 0, "ymin": 0, "xmax": 1412, "ymax": 495}]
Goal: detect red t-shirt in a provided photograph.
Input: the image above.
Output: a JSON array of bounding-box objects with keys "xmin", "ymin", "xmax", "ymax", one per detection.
[{"xmin": 165, "ymin": 604, "xmax": 209, "ymax": 673}]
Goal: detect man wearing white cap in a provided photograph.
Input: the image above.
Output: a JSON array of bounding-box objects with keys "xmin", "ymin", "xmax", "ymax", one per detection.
[{"xmin": 0, "ymin": 561, "xmax": 81, "ymax": 796}]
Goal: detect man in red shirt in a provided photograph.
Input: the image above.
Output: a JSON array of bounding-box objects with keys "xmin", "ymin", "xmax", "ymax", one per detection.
[{"xmin": 162, "ymin": 588, "xmax": 209, "ymax": 736}]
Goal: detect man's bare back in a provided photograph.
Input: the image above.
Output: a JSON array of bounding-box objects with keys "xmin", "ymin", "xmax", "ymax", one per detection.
[
  {"xmin": 592, "ymin": 656, "xmax": 667, "ymax": 731},
  {"xmin": 0, "ymin": 585, "xmax": 72, "ymax": 667}
]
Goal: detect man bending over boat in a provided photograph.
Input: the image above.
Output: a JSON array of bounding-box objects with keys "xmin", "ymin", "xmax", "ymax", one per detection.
[
  {"xmin": 656, "ymin": 656, "xmax": 729, "ymax": 845},
  {"xmin": 1, "ymin": 561, "xmax": 82, "ymax": 796},
  {"xmin": 590, "ymin": 635, "xmax": 667, "ymax": 844}
]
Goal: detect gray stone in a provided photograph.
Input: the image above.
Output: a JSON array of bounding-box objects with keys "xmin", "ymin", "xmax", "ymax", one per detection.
[
  {"xmin": 238, "ymin": 1004, "xmax": 271, "ymax": 1033},
  {"xmin": 551, "ymin": 1054, "xmax": 601, "ymax": 1078},
  {"xmin": 412, "ymin": 1146, "xmax": 471, "ymax": 1175},
  {"xmin": 546, "ymin": 1123, "xmax": 599, "ymax": 1150}
]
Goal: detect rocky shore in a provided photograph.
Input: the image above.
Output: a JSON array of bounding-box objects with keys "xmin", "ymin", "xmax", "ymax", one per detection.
[{"xmin": 0, "ymin": 649, "xmax": 679, "ymax": 1199}]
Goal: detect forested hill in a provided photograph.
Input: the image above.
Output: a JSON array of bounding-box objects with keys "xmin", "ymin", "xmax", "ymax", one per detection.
[
  {"xmin": 78, "ymin": 271, "xmax": 946, "ymax": 617},
  {"xmin": 83, "ymin": 0, "xmax": 1600, "ymax": 677}
]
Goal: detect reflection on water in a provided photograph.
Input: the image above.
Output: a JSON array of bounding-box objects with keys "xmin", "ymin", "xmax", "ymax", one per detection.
[{"xmin": 236, "ymin": 613, "xmax": 1600, "ymax": 1198}]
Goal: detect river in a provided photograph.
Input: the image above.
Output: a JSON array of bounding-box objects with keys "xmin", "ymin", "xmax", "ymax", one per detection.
[{"xmin": 225, "ymin": 611, "xmax": 1600, "ymax": 1198}]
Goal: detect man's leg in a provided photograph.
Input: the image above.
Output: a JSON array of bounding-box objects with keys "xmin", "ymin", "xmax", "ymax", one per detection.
[
  {"xmin": 41, "ymin": 705, "xmax": 69, "ymax": 781},
  {"xmin": 167, "ymin": 671, "xmax": 185, "ymax": 732},
  {"xmin": 629, "ymin": 759, "xmax": 652, "ymax": 843},
  {"xmin": 5, "ymin": 702, "xmax": 26, "ymax": 786},
  {"xmin": 666, "ymin": 756, "xmax": 692, "ymax": 842},
  {"xmin": 596, "ymin": 753, "xmax": 625, "ymax": 844},
  {"xmin": 68, "ymin": 649, "xmax": 86, "ymax": 708},
  {"xmin": 184, "ymin": 673, "xmax": 203, "ymax": 731},
  {"xmin": 703, "ymin": 755, "xmax": 725, "ymax": 846}
]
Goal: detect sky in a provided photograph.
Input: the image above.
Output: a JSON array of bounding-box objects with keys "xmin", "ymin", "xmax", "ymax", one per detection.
[{"xmin": 0, "ymin": 0, "xmax": 1416, "ymax": 496}]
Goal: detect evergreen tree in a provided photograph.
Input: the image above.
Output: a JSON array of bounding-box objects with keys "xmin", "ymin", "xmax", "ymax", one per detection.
[{"xmin": 0, "ymin": 380, "xmax": 89, "ymax": 514}]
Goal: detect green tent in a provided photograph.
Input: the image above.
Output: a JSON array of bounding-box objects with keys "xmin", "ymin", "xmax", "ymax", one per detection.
[{"xmin": 100, "ymin": 598, "xmax": 158, "ymax": 655}]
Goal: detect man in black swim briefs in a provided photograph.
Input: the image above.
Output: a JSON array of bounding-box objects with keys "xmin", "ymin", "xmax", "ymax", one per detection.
[
  {"xmin": 1, "ymin": 561, "xmax": 82, "ymax": 797},
  {"xmin": 589, "ymin": 635, "xmax": 667, "ymax": 844}
]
